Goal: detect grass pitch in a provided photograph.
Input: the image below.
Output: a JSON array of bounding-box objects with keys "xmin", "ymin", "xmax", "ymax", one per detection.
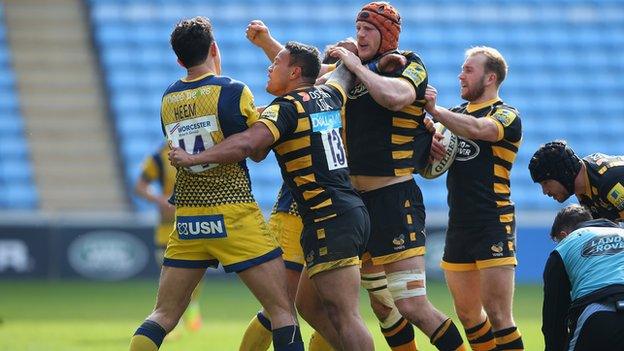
[{"xmin": 0, "ymin": 279, "xmax": 544, "ymax": 350}]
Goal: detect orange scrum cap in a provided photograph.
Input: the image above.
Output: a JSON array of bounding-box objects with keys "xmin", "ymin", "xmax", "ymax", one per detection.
[{"xmin": 356, "ymin": 2, "xmax": 401, "ymax": 55}]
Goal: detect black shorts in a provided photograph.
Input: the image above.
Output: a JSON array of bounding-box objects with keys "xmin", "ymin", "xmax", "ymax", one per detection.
[
  {"xmin": 301, "ymin": 206, "xmax": 370, "ymax": 277},
  {"xmin": 568, "ymin": 302, "xmax": 624, "ymax": 351},
  {"xmin": 361, "ymin": 179, "xmax": 426, "ymax": 265},
  {"xmin": 441, "ymin": 220, "xmax": 517, "ymax": 271}
]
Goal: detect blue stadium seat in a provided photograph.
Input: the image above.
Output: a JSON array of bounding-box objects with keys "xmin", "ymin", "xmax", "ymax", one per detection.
[{"xmin": 88, "ymin": 0, "xmax": 624, "ymax": 213}]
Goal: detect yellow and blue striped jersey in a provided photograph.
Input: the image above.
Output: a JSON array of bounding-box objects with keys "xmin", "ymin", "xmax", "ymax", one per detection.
[
  {"xmin": 160, "ymin": 72, "xmax": 259, "ymax": 207},
  {"xmin": 257, "ymin": 83, "xmax": 363, "ymax": 224},
  {"xmin": 447, "ymin": 98, "xmax": 522, "ymax": 225}
]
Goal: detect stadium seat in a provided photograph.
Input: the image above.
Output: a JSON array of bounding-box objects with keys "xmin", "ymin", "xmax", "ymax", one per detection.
[{"xmin": 87, "ymin": 0, "xmax": 624, "ymax": 213}]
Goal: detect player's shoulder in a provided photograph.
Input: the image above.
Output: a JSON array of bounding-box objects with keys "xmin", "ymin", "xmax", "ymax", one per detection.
[
  {"xmin": 494, "ymin": 101, "xmax": 520, "ymax": 117},
  {"xmin": 450, "ymin": 102, "xmax": 469, "ymax": 113},
  {"xmin": 260, "ymin": 96, "xmax": 297, "ymax": 120},
  {"xmin": 211, "ymin": 75, "xmax": 249, "ymax": 95}
]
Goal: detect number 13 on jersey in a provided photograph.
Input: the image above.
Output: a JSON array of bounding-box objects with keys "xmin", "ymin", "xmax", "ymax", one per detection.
[
  {"xmin": 165, "ymin": 115, "xmax": 219, "ymax": 173},
  {"xmin": 311, "ymin": 110, "xmax": 348, "ymax": 171}
]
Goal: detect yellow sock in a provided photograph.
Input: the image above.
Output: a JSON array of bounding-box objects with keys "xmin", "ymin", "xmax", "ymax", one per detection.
[
  {"xmin": 130, "ymin": 335, "xmax": 159, "ymax": 351},
  {"xmin": 239, "ymin": 313, "xmax": 272, "ymax": 351},
  {"xmin": 308, "ymin": 331, "xmax": 334, "ymax": 351}
]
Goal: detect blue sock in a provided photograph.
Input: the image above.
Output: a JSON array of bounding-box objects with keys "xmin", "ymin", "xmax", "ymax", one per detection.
[{"xmin": 272, "ymin": 325, "xmax": 304, "ymax": 351}]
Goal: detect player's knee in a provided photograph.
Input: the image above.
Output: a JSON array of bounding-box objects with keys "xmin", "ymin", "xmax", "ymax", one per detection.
[
  {"xmin": 361, "ymin": 272, "xmax": 394, "ymax": 321},
  {"xmin": 386, "ymin": 269, "xmax": 431, "ymax": 323},
  {"xmin": 484, "ymin": 308, "xmax": 512, "ymax": 329}
]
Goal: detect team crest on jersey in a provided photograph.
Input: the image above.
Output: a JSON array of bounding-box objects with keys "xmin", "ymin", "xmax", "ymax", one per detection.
[
  {"xmin": 401, "ymin": 62, "xmax": 426, "ymax": 86},
  {"xmin": 261, "ymin": 104, "xmax": 280, "ymax": 122},
  {"xmin": 491, "ymin": 108, "xmax": 517, "ymax": 127},
  {"xmin": 455, "ymin": 138, "xmax": 480, "ymax": 161},
  {"xmin": 348, "ymin": 83, "xmax": 368, "ymax": 99},
  {"xmin": 581, "ymin": 233, "xmax": 624, "ymax": 257},
  {"xmin": 607, "ymin": 183, "xmax": 624, "ymax": 210}
]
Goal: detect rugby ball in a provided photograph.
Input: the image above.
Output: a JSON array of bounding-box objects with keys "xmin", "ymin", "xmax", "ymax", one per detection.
[{"xmin": 419, "ymin": 123, "xmax": 458, "ymax": 179}]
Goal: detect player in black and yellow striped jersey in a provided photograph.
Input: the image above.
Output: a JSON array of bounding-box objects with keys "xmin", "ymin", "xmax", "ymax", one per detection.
[
  {"xmin": 346, "ymin": 3, "xmax": 465, "ymax": 351},
  {"xmin": 135, "ymin": 144, "xmax": 202, "ymax": 335},
  {"xmin": 170, "ymin": 41, "xmax": 374, "ymax": 351},
  {"xmin": 425, "ymin": 47, "xmax": 524, "ymax": 351},
  {"xmin": 129, "ymin": 17, "xmax": 304, "ymax": 351},
  {"xmin": 245, "ymin": 15, "xmax": 425, "ymax": 350},
  {"xmin": 529, "ymin": 140, "xmax": 624, "ymax": 221}
]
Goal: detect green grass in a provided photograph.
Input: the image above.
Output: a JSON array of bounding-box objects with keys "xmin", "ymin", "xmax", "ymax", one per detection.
[{"xmin": 0, "ymin": 279, "xmax": 544, "ymax": 350}]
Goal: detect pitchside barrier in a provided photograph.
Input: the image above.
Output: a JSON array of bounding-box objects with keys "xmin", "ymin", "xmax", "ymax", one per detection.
[{"xmin": 0, "ymin": 212, "xmax": 555, "ymax": 282}]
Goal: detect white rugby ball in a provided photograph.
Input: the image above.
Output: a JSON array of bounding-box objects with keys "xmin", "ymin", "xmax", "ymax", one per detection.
[{"xmin": 419, "ymin": 123, "xmax": 458, "ymax": 179}]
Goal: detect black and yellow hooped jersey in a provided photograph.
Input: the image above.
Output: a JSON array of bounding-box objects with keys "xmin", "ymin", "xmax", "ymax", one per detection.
[
  {"xmin": 140, "ymin": 143, "xmax": 176, "ymax": 198},
  {"xmin": 345, "ymin": 51, "xmax": 432, "ymax": 176},
  {"xmin": 272, "ymin": 182, "xmax": 300, "ymax": 217},
  {"xmin": 160, "ymin": 72, "xmax": 259, "ymax": 207},
  {"xmin": 578, "ymin": 153, "xmax": 624, "ymax": 221},
  {"xmin": 447, "ymin": 98, "xmax": 522, "ymax": 226},
  {"xmin": 257, "ymin": 83, "xmax": 363, "ymax": 224}
]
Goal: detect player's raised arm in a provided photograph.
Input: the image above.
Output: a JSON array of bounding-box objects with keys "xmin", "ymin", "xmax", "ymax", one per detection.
[{"xmin": 245, "ymin": 20, "xmax": 283, "ymax": 62}]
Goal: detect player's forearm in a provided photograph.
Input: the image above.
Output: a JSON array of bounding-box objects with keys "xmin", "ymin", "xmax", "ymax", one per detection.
[
  {"xmin": 189, "ymin": 134, "xmax": 253, "ymax": 165},
  {"xmin": 429, "ymin": 106, "xmax": 483, "ymax": 139},
  {"xmin": 354, "ymin": 66, "xmax": 414, "ymax": 111},
  {"xmin": 258, "ymin": 37, "xmax": 283, "ymax": 62},
  {"xmin": 135, "ymin": 181, "xmax": 159, "ymax": 203}
]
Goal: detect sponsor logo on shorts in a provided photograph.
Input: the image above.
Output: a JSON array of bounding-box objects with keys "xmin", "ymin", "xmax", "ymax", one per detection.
[
  {"xmin": 455, "ymin": 138, "xmax": 480, "ymax": 161},
  {"xmin": 581, "ymin": 234, "xmax": 624, "ymax": 257},
  {"xmin": 392, "ymin": 234, "xmax": 406, "ymax": 251},
  {"xmin": 177, "ymin": 215, "xmax": 227, "ymax": 239},
  {"xmin": 490, "ymin": 241, "xmax": 504, "ymax": 257}
]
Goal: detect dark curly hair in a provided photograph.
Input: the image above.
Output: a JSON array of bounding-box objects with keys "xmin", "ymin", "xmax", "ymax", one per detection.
[
  {"xmin": 285, "ymin": 41, "xmax": 321, "ymax": 84},
  {"xmin": 170, "ymin": 16, "xmax": 214, "ymax": 68}
]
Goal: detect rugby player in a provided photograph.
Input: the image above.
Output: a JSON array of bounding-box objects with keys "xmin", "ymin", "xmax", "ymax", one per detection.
[
  {"xmin": 424, "ymin": 47, "xmax": 524, "ymax": 350},
  {"xmin": 529, "ymin": 140, "xmax": 624, "ymax": 221},
  {"xmin": 543, "ymin": 204, "xmax": 624, "ymax": 351},
  {"xmin": 129, "ymin": 17, "xmax": 303, "ymax": 351}
]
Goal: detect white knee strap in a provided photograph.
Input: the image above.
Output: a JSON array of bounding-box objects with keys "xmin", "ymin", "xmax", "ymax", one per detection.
[
  {"xmin": 387, "ymin": 269, "xmax": 427, "ymax": 301},
  {"xmin": 361, "ymin": 272, "xmax": 402, "ymax": 328}
]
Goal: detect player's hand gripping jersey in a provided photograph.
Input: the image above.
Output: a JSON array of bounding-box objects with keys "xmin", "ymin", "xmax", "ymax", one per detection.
[
  {"xmin": 577, "ymin": 153, "xmax": 624, "ymax": 221},
  {"xmin": 447, "ymin": 99, "xmax": 522, "ymax": 226},
  {"xmin": 345, "ymin": 51, "xmax": 432, "ymax": 176}
]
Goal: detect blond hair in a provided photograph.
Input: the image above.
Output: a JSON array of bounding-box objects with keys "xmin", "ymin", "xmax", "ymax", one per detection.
[{"xmin": 465, "ymin": 46, "xmax": 507, "ymax": 86}]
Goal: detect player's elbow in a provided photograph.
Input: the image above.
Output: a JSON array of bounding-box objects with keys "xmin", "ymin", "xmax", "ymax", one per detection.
[{"xmin": 384, "ymin": 92, "xmax": 415, "ymax": 111}]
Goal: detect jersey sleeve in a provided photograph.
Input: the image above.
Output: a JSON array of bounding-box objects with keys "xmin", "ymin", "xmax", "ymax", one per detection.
[
  {"xmin": 397, "ymin": 54, "xmax": 428, "ymax": 99},
  {"xmin": 256, "ymin": 101, "xmax": 298, "ymax": 143},
  {"xmin": 240, "ymin": 85, "xmax": 260, "ymax": 127},
  {"xmin": 323, "ymin": 83, "xmax": 346, "ymax": 106},
  {"xmin": 140, "ymin": 153, "xmax": 160, "ymax": 182},
  {"xmin": 487, "ymin": 106, "xmax": 522, "ymax": 142},
  {"xmin": 542, "ymin": 251, "xmax": 572, "ymax": 351}
]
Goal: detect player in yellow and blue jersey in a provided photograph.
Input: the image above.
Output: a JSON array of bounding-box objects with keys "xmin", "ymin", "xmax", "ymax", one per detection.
[{"xmin": 129, "ymin": 17, "xmax": 303, "ymax": 351}]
